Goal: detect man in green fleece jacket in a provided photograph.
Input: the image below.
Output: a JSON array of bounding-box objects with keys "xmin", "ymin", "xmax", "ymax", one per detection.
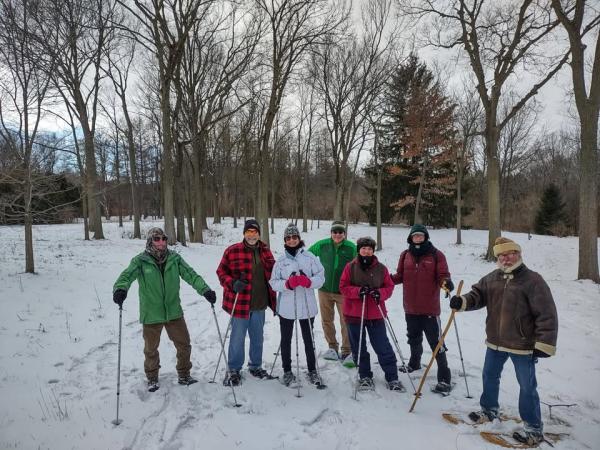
[
  {"xmin": 113, "ymin": 227, "xmax": 216, "ymax": 392},
  {"xmin": 309, "ymin": 221, "xmax": 357, "ymax": 366}
]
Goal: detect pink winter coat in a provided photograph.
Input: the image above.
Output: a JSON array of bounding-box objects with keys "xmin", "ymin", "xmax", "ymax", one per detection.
[{"xmin": 339, "ymin": 256, "xmax": 395, "ymax": 321}]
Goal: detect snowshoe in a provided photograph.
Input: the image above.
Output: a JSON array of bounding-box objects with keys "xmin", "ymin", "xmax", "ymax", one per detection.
[
  {"xmin": 387, "ymin": 379, "xmax": 406, "ymax": 392},
  {"xmin": 512, "ymin": 429, "xmax": 544, "ymax": 446},
  {"xmin": 431, "ymin": 381, "xmax": 453, "ymax": 396},
  {"xmin": 399, "ymin": 363, "xmax": 421, "ymax": 373},
  {"xmin": 341, "ymin": 353, "xmax": 356, "ymax": 368},
  {"xmin": 323, "ymin": 348, "xmax": 339, "ymax": 361},
  {"xmin": 223, "ymin": 370, "xmax": 242, "ymax": 387},
  {"xmin": 178, "ymin": 375, "xmax": 198, "ymax": 386},
  {"xmin": 468, "ymin": 409, "xmax": 499, "ymax": 423},
  {"xmin": 357, "ymin": 377, "xmax": 375, "ymax": 392},
  {"xmin": 248, "ymin": 367, "xmax": 277, "ymax": 380},
  {"xmin": 147, "ymin": 377, "xmax": 159, "ymax": 392},
  {"xmin": 307, "ymin": 370, "xmax": 327, "ymax": 389},
  {"xmin": 281, "ymin": 371, "xmax": 298, "ymax": 388}
]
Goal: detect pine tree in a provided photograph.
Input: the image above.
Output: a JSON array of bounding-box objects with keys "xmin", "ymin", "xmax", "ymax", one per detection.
[{"xmin": 534, "ymin": 184, "xmax": 567, "ymax": 235}]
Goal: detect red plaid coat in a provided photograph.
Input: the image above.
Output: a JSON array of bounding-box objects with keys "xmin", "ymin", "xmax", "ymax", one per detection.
[{"xmin": 216, "ymin": 240, "xmax": 276, "ymax": 318}]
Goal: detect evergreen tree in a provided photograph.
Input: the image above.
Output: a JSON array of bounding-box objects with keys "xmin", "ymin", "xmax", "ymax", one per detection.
[{"xmin": 534, "ymin": 184, "xmax": 567, "ymax": 235}]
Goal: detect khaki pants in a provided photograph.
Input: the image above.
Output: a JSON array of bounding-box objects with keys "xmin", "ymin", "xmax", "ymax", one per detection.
[
  {"xmin": 143, "ymin": 316, "xmax": 192, "ymax": 379},
  {"xmin": 318, "ymin": 291, "xmax": 350, "ymax": 355}
]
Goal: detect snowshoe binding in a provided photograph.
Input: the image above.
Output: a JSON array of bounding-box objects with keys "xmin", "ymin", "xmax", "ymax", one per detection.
[
  {"xmin": 307, "ymin": 370, "xmax": 327, "ymax": 389},
  {"xmin": 357, "ymin": 377, "xmax": 375, "ymax": 392},
  {"xmin": 281, "ymin": 371, "xmax": 298, "ymax": 388},
  {"xmin": 178, "ymin": 375, "xmax": 198, "ymax": 386},
  {"xmin": 341, "ymin": 353, "xmax": 356, "ymax": 368},
  {"xmin": 431, "ymin": 381, "xmax": 453, "ymax": 396},
  {"xmin": 223, "ymin": 370, "xmax": 242, "ymax": 387},
  {"xmin": 248, "ymin": 367, "xmax": 277, "ymax": 380},
  {"xmin": 387, "ymin": 379, "xmax": 406, "ymax": 392},
  {"xmin": 147, "ymin": 377, "xmax": 159, "ymax": 392}
]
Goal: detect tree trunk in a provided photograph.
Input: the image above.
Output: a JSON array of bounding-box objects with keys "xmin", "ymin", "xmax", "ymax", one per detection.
[
  {"xmin": 414, "ymin": 162, "xmax": 426, "ymax": 225},
  {"xmin": 175, "ymin": 142, "xmax": 186, "ymax": 246},
  {"xmin": 24, "ymin": 175, "xmax": 34, "ymax": 273},
  {"xmin": 160, "ymin": 84, "xmax": 176, "ymax": 243},
  {"xmin": 578, "ymin": 109, "xmax": 599, "ymax": 281},
  {"xmin": 123, "ymin": 104, "xmax": 141, "ymax": 238},
  {"xmin": 456, "ymin": 155, "xmax": 463, "ymax": 245},
  {"xmin": 485, "ymin": 112, "xmax": 502, "ymax": 260},
  {"xmin": 83, "ymin": 129, "xmax": 104, "ymax": 239},
  {"xmin": 376, "ymin": 167, "xmax": 382, "ymax": 251}
]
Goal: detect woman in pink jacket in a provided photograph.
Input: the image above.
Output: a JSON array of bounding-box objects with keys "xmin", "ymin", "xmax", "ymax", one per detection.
[{"xmin": 339, "ymin": 237, "xmax": 403, "ymax": 392}]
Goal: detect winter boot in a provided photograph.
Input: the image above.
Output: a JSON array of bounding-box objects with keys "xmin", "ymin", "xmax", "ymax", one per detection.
[
  {"xmin": 398, "ymin": 362, "xmax": 421, "ymax": 373},
  {"xmin": 248, "ymin": 367, "xmax": 270, "ymax": 379},
  {"xmin": 513, "ymin": 429, "xmax": 544, "ymax": 445},
  {"xmin": 432, "ymin": 381, "xmax": 453, "ymax": 394},
  {"xmin": 341, "ymin": 353, "xmax": 356, "ymax": 368},
  {"xmin": 468, "ymin": 409, "xmax": 498, "ymax": 423},
  {"xmin": 357, "ymin": 377, "xmax": 375, "ymax": 392},
  {"xmin": 323, "ymin": 348, "xmax": 339, "ymax": 361},
  {"xmin": 147, "ymin": 377, "xmax": 159, "ymax": 392},
  {"xmin": 178, "ymin": 374, "xmax": 198, "ymax": 386},
  {"xmin": 387, "ymin": 379, "xmax": 405, "ymax": 392},
  {"xmin": 223, "ymin": 370, "xmax": 242, "ymax": 387},
  {"xmin": 281, "ymin": 371, "xmax": 297, "ymax": 387},
  {"xmin": 307, "ymin": 370, "xmax": 323, "ymax": 385}
]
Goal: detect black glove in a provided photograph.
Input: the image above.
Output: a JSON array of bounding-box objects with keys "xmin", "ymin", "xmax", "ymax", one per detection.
[
  {"xmin": 113, "ymin": 289, "xmax": 127, "ymax": 307},
  {"xmin": 359, "ymin": 286, "xmax": 370, "ymax": 298},
  {"xmin": 449, "ymin": 295, "xmax": 462, "ymax": 310},
  {"xmin": 533, "ymin": 348, "xmax": 550, "ymax": 359},
  {"xmin": 370, "ymin": 289, "xmax": 381, "ymax": 302},
  {"xmin": 203, "ymin": 289, "xmax": 217, "ymax": 305},
  {"xmin": 232, "ymin": 278, "xmax": 248, "ymax": 294},
  {"xmin": 442, "ymin": 279, "xmax": 454, "ymax": 292}
]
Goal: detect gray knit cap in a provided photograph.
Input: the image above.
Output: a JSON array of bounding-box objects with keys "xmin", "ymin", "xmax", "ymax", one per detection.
[{"xmin": 283, "ymin": 223, "xmax": 300, "ymax": 239}]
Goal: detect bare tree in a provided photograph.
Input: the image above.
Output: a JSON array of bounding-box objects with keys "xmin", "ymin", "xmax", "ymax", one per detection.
[
  {"xmin": 400, "ymin": 0, "xmax": 570, "ymax": 258},
  {"xmin": 0, "ymin": 0, "xmax": 56, "ymax": 272},
  {"xmin": 254, "ymin": 0, "xmax": 347, "ymax": 244},
  {"xmin": 551, "ymin": 0, "xmax": 600, "ymax": 282},
  {"xmin": 119, "ymin": 0, "xmax": 210, "ymax": 244},
  {"xmin": 311, "ymin": 0, "xmax": 395, "ymax": 221}
]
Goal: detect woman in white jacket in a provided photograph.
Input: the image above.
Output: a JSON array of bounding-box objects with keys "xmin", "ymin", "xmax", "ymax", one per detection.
[{"xmin": 270, "ymin": 223, "xmax": 325, "ymax": 387}]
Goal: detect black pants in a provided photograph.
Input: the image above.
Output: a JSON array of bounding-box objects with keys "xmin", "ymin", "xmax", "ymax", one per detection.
[
  {"xmin": 405, "ymin": 313, "xmax": 451, "ymax": 383},
  {"xmin": 279, "ymin": 317, "xmax": 316, "ymax": 373}
]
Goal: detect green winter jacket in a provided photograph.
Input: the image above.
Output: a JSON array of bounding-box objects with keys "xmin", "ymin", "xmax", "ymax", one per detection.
[
  {"xmin": 113, "ymin": 251, "xmax": 210, "ymax": 324},
  {"xmin": 309, "ymin": 238, "xmax": 357, "ymax": 294}
]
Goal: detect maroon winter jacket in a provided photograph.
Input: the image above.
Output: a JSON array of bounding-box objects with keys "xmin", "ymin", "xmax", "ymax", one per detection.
[
  {"xmin": 216, "ymin": 240, "xmax": 276, "ymax": 319},
  {"xmin": 391, "ymin": 248, "xmax": 450, "ymax": 316},
  {"xmin": 339, "ymin": 256, "xmax": 395, "ymax": 321}
]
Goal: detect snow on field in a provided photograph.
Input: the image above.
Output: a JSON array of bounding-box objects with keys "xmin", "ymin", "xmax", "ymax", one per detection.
[{"xmin": 0, "ymin": 219, "xmax": 598, "ymax": 450}]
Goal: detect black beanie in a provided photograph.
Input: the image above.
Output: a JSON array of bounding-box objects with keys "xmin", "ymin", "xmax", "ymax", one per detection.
[
  {"xmin": 356, "ymin": 236, "xmax": 376, "ymax": 251},
  {"xmin": 243, "ymin": 219, "xmax": 260, "ymax": 234}
]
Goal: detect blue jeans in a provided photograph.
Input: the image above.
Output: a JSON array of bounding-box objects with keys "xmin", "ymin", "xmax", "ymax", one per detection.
[
  {"xmin": 480, "ymin": 347, "xmax": 542, "ymax": 432},
  {"xmin": 347, "ymin": 320, "xmax": 397, "ymax": 382},
  {"xmin": 227, "ymin": 310, "xmax": 265, "ymax": 371}
]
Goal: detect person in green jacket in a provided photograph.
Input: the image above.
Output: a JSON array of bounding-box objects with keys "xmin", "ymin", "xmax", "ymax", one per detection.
[
  {"xmin": 308, "ymin": 221, "xmax": 357, "ymax": 366},
  {"xmin": 113, "ymin": 227, "xmax": 216, "ymax": 392}
]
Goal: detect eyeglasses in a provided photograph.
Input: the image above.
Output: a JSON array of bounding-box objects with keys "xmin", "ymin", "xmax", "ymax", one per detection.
[
  {"xmin": 244, "ymin": 229, "xmax": 259, "ymax": 236},
  {"xmin": 152, "ymin": 236, "xmax": 168, "ymax": 242},
  {"xmin": 331, "ymin": 230, "xmax": 345, "ymax": 235},
  {"xmin": 284, "ymin": 235, "xmax": 300, "ymax": 242}
]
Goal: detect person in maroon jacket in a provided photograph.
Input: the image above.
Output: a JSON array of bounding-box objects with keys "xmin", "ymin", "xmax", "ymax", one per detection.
[
  {"xmin": 339, "ymin": 237, "xmax": 404, "ymax": 392},
  {"xmin": 391, "ymin": 224, "xmax": 454, "ymax": 393},
  {"xmin": 216, "ymin": 219, "xmax": 276, "ymax": 386}
]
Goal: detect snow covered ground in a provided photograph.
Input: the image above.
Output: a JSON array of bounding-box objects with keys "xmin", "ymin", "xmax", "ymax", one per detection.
[{"xmin": 0, "ymin": 218, "xmax": 598, "ymax": 450}]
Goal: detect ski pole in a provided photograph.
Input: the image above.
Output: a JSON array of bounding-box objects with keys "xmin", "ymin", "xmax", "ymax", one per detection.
[
  {"xmin": 269, "ymin": 342, "xmax": 281, "ymax": 378},
  {"xmin": 210, "ymin": 304, "xmax": 241, "ymax": 407},
  {"xmin": 353, "ymin": 291, "xmax": 368, "ymax": 400},
  {"xmin": 209, "ymin": 291, "xmax": 240, "ymax": 383},
  {"xmin": 409, "ymin": 280, "xmax": 463, "ymax": 412},
  {"xmin": 300, "ymin": 271, "xmax": 326, "ymax": 389},
  {"xmin": 373, "ymin": 300, "xmax": 417, "ymax": 394},
  {"xmin": 453, "ymin": 314, "xmax": 471, "ymax": 398},
  {"xmin": 111, "ymin": 304, "xmax": 123, "ymax": 426},
  {"xmin": 293, "ymin": 287, "xmax": 302, "ymax": 398}
]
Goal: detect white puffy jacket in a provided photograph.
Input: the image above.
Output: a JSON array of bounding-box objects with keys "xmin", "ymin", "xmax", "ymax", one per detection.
[{"xmin": 269, "ymin": 248, "xmax": 325, "ymax": 320}]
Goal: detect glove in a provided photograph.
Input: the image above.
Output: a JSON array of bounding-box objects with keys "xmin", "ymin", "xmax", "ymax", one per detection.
[
  {"xmin": 297, "ymin": 274, "xmax": 311, "ymax": 288},
  {"xmin": 442, "ymin": 279, "xmax": 454, "ymax": 292},
  {"xmin": 232, "ymin": 278, "xmax": 248, "ymax": 294},
  {"xmin": 286, "ymin": 275, "xmax": 301, "ymax": 290},
  {"xmin": 203, "ymin": 289, "xmax": 217, "ymax": 305},
  {"xmin": 370, "ymin": 289, "xmax": 381, "ymax": 302},
  {"xmin": 533, "ymin": 348, "xmax": 550, "ymax": 358},
  {"xmin": 359, "ymin": 286, "xmax": 370, "ymax": 298},
  {"xmin": 449, "ymin": 295, "xmax": 462, "ymax": 310},
  {"xmin": 113, "ymin": 289, "xmax": 127, "ymax": 307}
]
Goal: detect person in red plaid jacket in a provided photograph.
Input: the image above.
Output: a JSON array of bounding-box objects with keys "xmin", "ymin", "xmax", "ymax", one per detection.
[{"xmin": 216, "ymin": 219, "xmax": 276, "ymax": 386}]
